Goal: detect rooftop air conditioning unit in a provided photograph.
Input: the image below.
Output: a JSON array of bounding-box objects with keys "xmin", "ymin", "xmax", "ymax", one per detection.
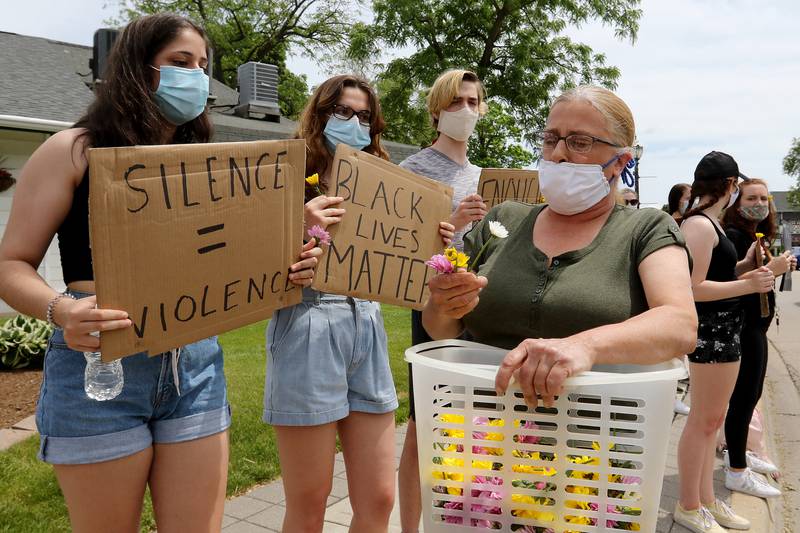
[
  {"xmin": 89, "ymin": 28, "xmax": 119, "ymax": 84},
  {"xmin": 235, "ymin": 62, "xmax": 281, "ymax": 122}
]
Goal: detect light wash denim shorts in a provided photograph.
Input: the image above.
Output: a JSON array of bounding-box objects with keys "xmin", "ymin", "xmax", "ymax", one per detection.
[
  {"xmin": 263, "ymin": 288, "xmax": 398, "ymax": 426},
  {"xmin": 36, "ymin": 291, "xmax": 231, "ymax": 465}
]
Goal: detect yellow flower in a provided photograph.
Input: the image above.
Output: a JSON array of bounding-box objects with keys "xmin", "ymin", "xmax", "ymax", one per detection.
[
  {"xmin": 511, "ymin": 509, "xmax": 555, "ymax": 521},
  {"xmin": 472, "ymin": 460, "xmax": 495, "ymax": 470},
  {"xmin": 305, "ymin": 173, "xmax": 319, "ymax": 186},
  {"xmin": 439, "ymin": 413, "xmax": 464, "ymax": 424},
  {"xmin": 565, "ymin": 515, "xmax": 594, "ymax": 525},
  {"xmin": 756, "ymin": 232, "xmax": 765, "ymax": 239},
  {"xmin": 444, "ymin": 247, "xmax": 459, "ymax": 262},
  {"xmin": 566, "ymin": 485, "xmax": 598, "ymax": 495},
  {"xmin": 511, "ymin": 464, "xmax": 557, "ymax": 476},
  {"xmin": 453, "ymin": 252, "xmax": 469, "ymax": 269},
  {"xmin": 566, "ymin": 500, "xmax": 592, "ymax": 510}
]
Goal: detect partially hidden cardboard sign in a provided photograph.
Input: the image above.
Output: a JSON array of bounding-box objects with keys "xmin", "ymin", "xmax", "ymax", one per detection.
[
  {"xmin": 312, "ymin": 145, "xmax": 453, "ymax": 310},
  {"xmin": 89, "ymin": 140, "xmax": 305, "ymax": 360},
  {"xmin": 478, "ymin": 168, "xmax": 540, "ymax": 209}
]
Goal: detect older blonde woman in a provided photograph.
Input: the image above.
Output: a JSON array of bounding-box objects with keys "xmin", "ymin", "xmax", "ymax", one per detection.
[{"xmin": 423, "ymin": 85, "xmax": 697, "ymax": 420}]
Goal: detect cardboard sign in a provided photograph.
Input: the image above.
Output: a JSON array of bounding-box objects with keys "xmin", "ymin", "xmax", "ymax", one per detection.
[
  {"xmin": 312, "ymin": 145, "xmax": 453, "ymax": 310},
  {"xmin": 478, "ymin": 168, "xmax": 540, "ymax": 209},
  {"xmin": 89, "ymin": 140, "xmax": 305, "ymax": 360}
]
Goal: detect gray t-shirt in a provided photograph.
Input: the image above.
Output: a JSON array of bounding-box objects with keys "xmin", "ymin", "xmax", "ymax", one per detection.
[{"xmin": 399, "ymin": 147, "xmax": 482, "ymax": 249}]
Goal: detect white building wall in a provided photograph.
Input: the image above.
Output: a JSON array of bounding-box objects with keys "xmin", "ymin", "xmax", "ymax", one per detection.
[{"xmin": 0, "ymin": 129, "xmax": 65, "ymax": 316}]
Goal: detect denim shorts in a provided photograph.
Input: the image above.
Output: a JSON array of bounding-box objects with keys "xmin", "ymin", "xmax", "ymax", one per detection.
[
  {"xmin": 36, "ymin": 291, "xmax": 230, "ymax": 465},
  {"xmin": 263, "ymin": 288, "xmax": 398, "ymax": 426}
]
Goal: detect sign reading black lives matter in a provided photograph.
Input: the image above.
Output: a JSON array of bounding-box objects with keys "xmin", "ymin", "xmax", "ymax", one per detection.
[
  {"xmin": 312, "ymin": 145, "xmax": 453, "ymax": 310},
  {"xmin": 89, "ymin": 140, "xmax": 305, "ymax": 360}
]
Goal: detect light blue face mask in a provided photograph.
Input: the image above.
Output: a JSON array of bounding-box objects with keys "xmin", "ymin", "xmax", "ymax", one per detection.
[
  {"xmin": 323, "ymin": 115, "xmax": 372, "ymax": 152},
  {"xmin": 150, "ymin": 65, "xmax": 209, "ymax": 125}
]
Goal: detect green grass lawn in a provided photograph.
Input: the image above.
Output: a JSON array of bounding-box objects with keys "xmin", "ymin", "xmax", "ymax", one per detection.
[{"xmin": 0, "ymin": 305, "xmax": 411, "ymax": 532}]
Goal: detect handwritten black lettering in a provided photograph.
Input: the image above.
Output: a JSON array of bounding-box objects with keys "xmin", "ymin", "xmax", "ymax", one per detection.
[
  {"xmin": 124, "ymin": 164, "xmax": 149, "ymax": 213},
  {"xmin": 229, "ymin": 157, "xmax": 251, "ymax": 197},
  {"xmin": 206, "ymin": 156, "xmax": 222, "ymax": 202},
  {"xmin": 223, "ymin": 280, "xmax": 240, "ymax": 311}
]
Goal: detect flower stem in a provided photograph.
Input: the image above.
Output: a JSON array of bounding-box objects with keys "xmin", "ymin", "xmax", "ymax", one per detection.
[{"xmin": 469, "ymin": 237, "xmax": 493, "ymax": 272}]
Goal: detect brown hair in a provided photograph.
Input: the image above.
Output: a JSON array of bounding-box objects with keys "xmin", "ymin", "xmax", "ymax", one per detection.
[
  {"xmin": 294, "ymin": 75, "xmax": 389, "ymax": 199},
  {"xmin": 668, "ymin": 183, "xmax": 691, "ymax": 215},
  {"xmin": 74, "ymin": 13, "xmax": 212, "ymax": 149},
  {"xmin": 721, "ymin": 178, "xmax": 777, "ymax": 244},
  {"xmin": 683, "ymin": 177, "xmax": 735, "ymax": 221}
]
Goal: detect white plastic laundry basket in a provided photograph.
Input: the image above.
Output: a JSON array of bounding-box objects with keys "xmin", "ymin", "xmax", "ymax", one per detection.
[{"xmin": 406, "ymin": 340, "xmax": 687, "ymax": 533}]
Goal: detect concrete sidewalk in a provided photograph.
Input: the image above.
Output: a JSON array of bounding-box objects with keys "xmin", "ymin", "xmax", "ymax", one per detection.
[{"xmin": 220, "ymin": 384, "xmax": 785, "ymax": 532}]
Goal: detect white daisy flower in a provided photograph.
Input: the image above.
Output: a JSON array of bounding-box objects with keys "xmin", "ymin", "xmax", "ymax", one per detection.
[{"xmin": 489, "ymin": 220, "xmax": 509, "ymax": 239}]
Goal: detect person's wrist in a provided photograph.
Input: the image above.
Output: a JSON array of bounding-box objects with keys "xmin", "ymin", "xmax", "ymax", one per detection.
[{"xmin": 48, "ymin": 293, "xmax": 76, "ymax": 329}]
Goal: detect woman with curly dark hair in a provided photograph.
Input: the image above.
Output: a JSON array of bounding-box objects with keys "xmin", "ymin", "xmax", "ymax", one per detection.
[
  {"xmin": 0, "ymin": 14, "xmax": 318, "ymax": 532},
  {"xmin": 720, "ymin": 178, "xmax": 794, "ymax": 497}
]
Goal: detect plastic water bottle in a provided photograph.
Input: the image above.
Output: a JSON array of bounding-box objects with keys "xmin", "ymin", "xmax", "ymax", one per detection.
[{"xmin": 84, "ymin": 332, "xmax": 124, "ymax": 401}]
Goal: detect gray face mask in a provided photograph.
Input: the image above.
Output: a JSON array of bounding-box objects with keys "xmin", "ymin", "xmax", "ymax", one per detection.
[
  {"xmin": 739, "ymin": 204, "xmax": 769, "ymax": 222},
  {"xmin": 679, "ymin": 200, "xmax": 689, "ymax": 215}
]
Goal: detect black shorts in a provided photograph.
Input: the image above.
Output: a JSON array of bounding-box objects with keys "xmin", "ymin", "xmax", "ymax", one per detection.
[{"xmin": 688, "ymin": 308, "xmax": 743, "ymax": 364}]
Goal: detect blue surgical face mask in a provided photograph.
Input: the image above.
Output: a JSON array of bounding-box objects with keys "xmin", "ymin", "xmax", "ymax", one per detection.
[
  {"xmin": 150, "ymin": 65, "xmax": 209, "ymax": 125},
  {"xmin": 323, "ymin": 115, "xmax": 372, "ymax": 152}
]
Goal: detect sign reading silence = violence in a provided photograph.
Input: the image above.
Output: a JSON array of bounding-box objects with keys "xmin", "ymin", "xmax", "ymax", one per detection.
[
  {"xmin": 89, "ymin": 139, "xmax": 305, "ymax": 360},
  {"xmin": 312, "ymin": 145, "xmax": 453, "ymax": 311}
]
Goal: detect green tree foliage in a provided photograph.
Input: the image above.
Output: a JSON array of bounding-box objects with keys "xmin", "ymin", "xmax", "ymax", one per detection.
[
  {"xmin": 785, "ymin": 138, "xmax": 800, "ymax": 207},
  {"xmin": 114, "ymin": 0, "xmax": 354, "ymax": 119},
  {"xmin": 469, "ymin": 101, "xmax": 535, "ymax": 169},
  {"xmin": 344, "ymin": 0, "xmax": 641, "ymax": 165}
]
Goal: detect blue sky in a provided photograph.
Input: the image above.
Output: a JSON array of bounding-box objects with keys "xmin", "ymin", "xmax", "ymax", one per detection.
[{"xmin": 4, "ymin": 0, "xmax": 799, "ymax": 207}]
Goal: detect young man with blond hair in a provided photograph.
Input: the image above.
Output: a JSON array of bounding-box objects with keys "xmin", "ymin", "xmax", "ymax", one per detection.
[{"xmin": 398, "ymin": 69, "xmax": 489, "ymax": 533}]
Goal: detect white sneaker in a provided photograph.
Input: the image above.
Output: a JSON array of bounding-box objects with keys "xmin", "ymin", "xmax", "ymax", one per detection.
[
  {"xmin": 725, "ymin": 468, "xmax": 782, "ymax": 498},
  {"xmin": 723, "ymin": 450, "xmax": 780, "ymax": 475},
  {"xmin": 674, "ymin": 398, "xmax": 691, "ymax": 415},
  {"xmin": 705, "ymin": 499, "xmax": 751, "ymax": 530},
  {"xmin": 746, "ymin": 451, "xmax": 779, "ymax": 474},
  {"xmin": 673, "ymin": 503, "xmax": 727, "ymax": 533}
]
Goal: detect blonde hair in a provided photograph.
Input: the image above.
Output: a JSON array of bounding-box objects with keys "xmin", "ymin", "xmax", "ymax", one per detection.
[
  {"xmin": 427, "ymin": 69, "xmax": 488, "ymax": 127},
  {"xmin": 552, "ymin": 85, "xmax": 636, "ymax": 150}
]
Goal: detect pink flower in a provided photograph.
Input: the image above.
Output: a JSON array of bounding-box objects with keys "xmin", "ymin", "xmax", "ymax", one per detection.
[
  {"xmin": 307, "ymin": 225, "xmax": 331, "ymax": 246},
  {"xmin": 426, "ymin": 254, "xmax": 454, "ymax": 274}
]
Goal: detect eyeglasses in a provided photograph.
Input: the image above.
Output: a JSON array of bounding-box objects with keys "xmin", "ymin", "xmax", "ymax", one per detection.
[
  {"xmin": 624, "ymin": 199, "xmax": 639, "ymax": 206},
  {"xmin": 534, "ymin": 131, "xmax": 621, "ymax": 154},
  {"xmin": 331, "ymin": 104, "xmax": 371, "ymax": 126}
]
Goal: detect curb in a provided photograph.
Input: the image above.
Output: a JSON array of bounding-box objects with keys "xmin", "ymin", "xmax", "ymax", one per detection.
[
  {"xmin": 0, "ymin": 414, "xmax": 38, "ymax": 451},
  {"xmin": 766, "ymin": 336, "xmax": 800, "ymax": 532}
]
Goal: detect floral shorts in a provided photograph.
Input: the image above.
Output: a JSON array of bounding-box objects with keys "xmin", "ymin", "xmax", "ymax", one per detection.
[{"xmin": 688, "ymin": 308, "xmax": 743, "ymax": 364}]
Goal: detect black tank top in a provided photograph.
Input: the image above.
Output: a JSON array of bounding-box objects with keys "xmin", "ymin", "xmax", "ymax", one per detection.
[
  {"xmin": 688, "ymin": 213, "xmax": 740, "ymax": 313},
  {"xmin": 56, "ymin": 168, "xmax": 94, "ymax": 283}
]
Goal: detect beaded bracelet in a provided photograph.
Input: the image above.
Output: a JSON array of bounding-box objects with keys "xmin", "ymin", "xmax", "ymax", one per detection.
[{"xmin": 46, "ymin": 292, "xmax": 75, "ymax": 329}]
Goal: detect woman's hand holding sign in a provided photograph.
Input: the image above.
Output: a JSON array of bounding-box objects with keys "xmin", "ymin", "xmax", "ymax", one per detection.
[
  {"xmin": 289, "ymin": 240, "xmax": 323, "ymax": 288},
  {"xmin": 449, "ymin": 193, "xmax": 488, "ymax": 232},
  {"xmin": 304, "ymin": 195, "xmax": 346, "ymax": 229}
]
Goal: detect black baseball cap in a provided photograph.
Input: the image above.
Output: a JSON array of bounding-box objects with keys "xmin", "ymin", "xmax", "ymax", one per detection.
[{"xmin": 695, "ymin": 151, "xmax": 750, "ymax": 182}]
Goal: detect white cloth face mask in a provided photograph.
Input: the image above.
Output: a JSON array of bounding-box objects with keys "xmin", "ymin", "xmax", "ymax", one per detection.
[{"xmin": 437, "ymin": 106, "xmax": 479, "ymax": 142}]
